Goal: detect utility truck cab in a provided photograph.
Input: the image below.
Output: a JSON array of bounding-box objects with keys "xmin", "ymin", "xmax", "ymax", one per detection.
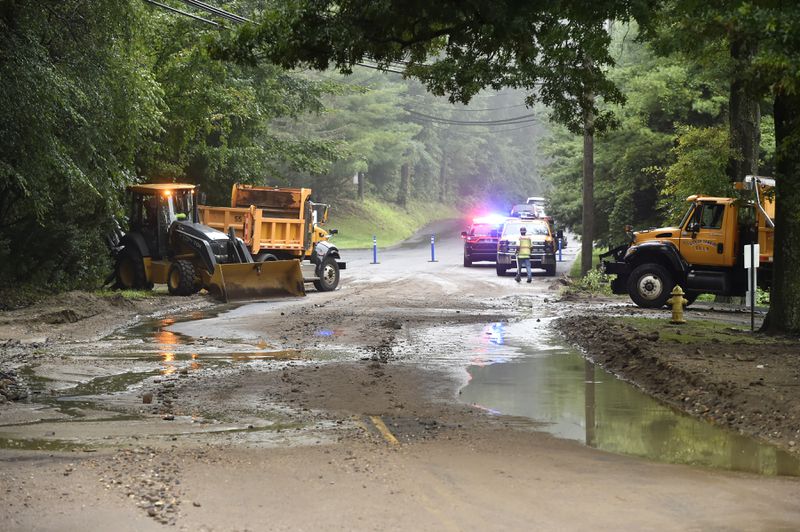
[{"xmin": 601, "ymin": 176, "xmax": 775, "ymax": 307}]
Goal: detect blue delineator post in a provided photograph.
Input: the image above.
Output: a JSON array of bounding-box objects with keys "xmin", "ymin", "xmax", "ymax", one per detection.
[
  {"xmin": 371, "ymin": 235, "xmax": 379, "ymax": 264},
  {"xmin": 558, "ymin": 238, "xmax": 563, "ymax": 262},
  {"xmin": 429, "ymin": 234, "xmax": 438, "ymax": 262}
]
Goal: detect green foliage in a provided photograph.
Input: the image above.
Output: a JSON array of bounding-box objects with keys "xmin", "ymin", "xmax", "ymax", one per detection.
[
  {"xmin": 567, "ymin": 268, "xmax": 613, "ymax": 295},
  {"xmin": 545, "ymin": 23, "xmax": 729, "ymax": 246},
  {"xmin": 660, "ymin": 125, "xmax": 732, "ymax": 219},
  {"xmin": 0, "ymin": 1, "xmax": 162, "ymax": 289},
  {"xmin": 215, "ymin": 1, "xmax": 636, "ymax": 134}
]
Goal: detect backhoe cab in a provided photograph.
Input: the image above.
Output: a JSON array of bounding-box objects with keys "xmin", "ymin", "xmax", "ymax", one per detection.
[
  {"xmin": 114, "ymin": 184, "xmax": 305, "ymax": 301},
  {"xmin": 601, "ymin": 176, "xmax": 775, "ymax": 308}
]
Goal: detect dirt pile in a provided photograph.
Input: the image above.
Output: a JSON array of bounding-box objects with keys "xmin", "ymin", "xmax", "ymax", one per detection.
[{"xmin": 556, "ymin": 315, "xmax": 800, "ymax": 453}]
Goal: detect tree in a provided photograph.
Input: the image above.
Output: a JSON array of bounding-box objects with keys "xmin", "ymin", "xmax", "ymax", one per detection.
[
  {"xmin": 639, "ymin": 1, "xmax": 800, "ymax": 333},
  {"xmin": 0, "ymin": 1, "xmax": 162, "ymax": 289},
  {"xmin": 215, "ymin": 0, "xmax": 633, "ymax": 273}
]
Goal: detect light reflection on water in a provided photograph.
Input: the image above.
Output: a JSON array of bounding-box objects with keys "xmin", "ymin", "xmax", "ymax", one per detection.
[{"xmin": 459, "ymin": 333, "xmax": 800, "ymax": 477}]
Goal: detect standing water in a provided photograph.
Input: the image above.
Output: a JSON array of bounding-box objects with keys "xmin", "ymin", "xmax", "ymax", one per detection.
[{"xmin": 459, "ymin": 322, "xmax": 800, "ymax": 477}]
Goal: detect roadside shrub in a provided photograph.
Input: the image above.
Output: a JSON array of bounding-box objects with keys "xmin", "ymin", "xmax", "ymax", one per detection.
[{"xmin": 567, "ymin": 268, "xmax": 613, "ymax": 295}]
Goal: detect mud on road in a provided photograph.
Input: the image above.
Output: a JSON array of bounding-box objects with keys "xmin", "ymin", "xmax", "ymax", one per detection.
[{"xmin": 1, "ymin": 220, "xmax": 800, "ymax": 530}]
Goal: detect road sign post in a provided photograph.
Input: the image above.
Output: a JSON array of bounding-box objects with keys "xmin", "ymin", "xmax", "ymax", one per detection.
[
  {"xmin": 429, "ymin": 234, "xmax": 438, "ymax": 262},
  {"xmin": 744, "ymin": 243, "xmax": 760, "ymax": 332},
  {"xmin": 371, "ymin": 235, "xmax": 379, "ymax": 264}
]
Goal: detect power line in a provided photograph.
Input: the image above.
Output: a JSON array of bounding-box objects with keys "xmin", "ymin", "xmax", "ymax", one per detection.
[
  {"xmin": 145, "ymin": 1, "xmax": 407, "ymax": 75},
  {"xmin": 405, "ymin": 108, "xmax": 541, "ymax": 126},
  {"xmin": 142, "ymin": 0, "xmax": 221, "ymax": 26},
  {"xmin": 178, "ymin": 0, "xmax": 249, "ymax": 24}
]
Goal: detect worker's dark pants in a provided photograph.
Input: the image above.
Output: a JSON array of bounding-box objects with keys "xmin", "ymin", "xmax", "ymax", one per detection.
[{"xmin": 516, "ymin": 257, "xmax": 532, "ymax": 281}]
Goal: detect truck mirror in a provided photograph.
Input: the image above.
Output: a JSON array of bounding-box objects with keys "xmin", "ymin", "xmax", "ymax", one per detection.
[
  {"xmin": 556, "ymin": 229, "xmax": 564, "ymax": 239},
  {"xmin": 687, "ymin": 221, "xmax": 700, "ymax": 234},
  {"xmin": 461, "ymin": 231, "xmax": 468, "ymax": 238}
]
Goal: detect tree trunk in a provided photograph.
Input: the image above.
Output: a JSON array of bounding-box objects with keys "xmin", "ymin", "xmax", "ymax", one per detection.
[
  {"xmin": 397, "ymin": 162, "xmax": 410, "ymax": 208},
  {"xmin": 580, "ymin": 91, "xmax": 595, "ymax": 277},
  {"xmin": 719, "ymin": 35, "xmax": 760, "ymax": 305},
  {"xmin": 727, "ymin": 34, "xmax": 760, "ymax": 183},
  {"xmin": 762, "ymin": 90, "xmax": 800, "ymax": 334},
  {"xmin": 357, "ymin": 171, "xmax": 364, "ymax": 201},
  {"xmin": 438, "ymin": 149, "xmax": 447, "ymax": 203}
]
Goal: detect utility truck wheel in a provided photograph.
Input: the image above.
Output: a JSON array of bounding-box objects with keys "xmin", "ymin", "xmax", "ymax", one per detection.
[
  {"xmin": 313, "ymin": 256, "xmax": 340, "ymax": 292},
  {"xmin": 545, "ymin": 263, "xmax": 557, "ymax": 276},
  {"xmin": 496, "ymin": 264, "xmax": 507, "ymax": 276},
  {"xmin": 115, "ymin": 248, "xmax": 151, "ymax": 290},
  {"xmin": 463, "ymin": 254, "xmax": 472, "ymax": 267},
  {"xmin": 627, "ymin": 263, "xmax": 673, "ymax": 308},
  {"xmin": 167, "ymin": 260, "xmax": 198, "ymax": 296}
]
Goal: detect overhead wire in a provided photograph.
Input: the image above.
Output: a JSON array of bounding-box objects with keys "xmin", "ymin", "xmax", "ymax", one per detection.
[
  {"xmin": 142, "ymin": 0, "xmax": 541, "ymax": 126},
  {"xmin": 142, "ymin": 0, "xmax": 221, "ymax": 26},
  {"xmin": 405, "ymin": 108, "xmax": 541, "ymax": 126},
  {"xmin": 177, "ymin": 0, "xmax": 249, "ymax": 24}
]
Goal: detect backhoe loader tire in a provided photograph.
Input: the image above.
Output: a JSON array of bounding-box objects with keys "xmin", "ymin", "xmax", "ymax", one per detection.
[
  {"xmin": 167, "ymin": 260, "xmax": 198, "ymax": 296},
  {"xmin": 115, "ymin": 247, "xmax": 151, "ymax": 290},
  {"xmin": 313, "ymin": 256, "xmax": 340, "ymax": 292},
  {"xmin": 627, "ymin": 263, "xmax": 673, "ymax": 309}
]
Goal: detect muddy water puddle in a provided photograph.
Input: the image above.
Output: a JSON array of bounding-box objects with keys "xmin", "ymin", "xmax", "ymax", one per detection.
[{"xmin": 458, "ymin": 324, "xmax": 800, "ymax": 477}]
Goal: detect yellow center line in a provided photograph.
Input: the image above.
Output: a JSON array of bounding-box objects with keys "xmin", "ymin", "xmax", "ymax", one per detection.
[{"xmin": 369, "ymin": 415, "xmax": 399, "ymax": 445}]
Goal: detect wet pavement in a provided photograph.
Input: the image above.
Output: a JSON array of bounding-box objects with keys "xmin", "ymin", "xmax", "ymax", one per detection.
[{"xmin": 2, "ymin": 218, "xmax": 798, "ymax": 479}]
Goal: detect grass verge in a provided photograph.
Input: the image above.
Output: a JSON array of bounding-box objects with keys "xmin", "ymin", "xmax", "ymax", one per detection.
[
  {"xmin": 619, "ymin": 316, "xmax": 786, "ymax": 345},
  {"xmin": 568, "ymin": 247, "xmax": 607, "ymax": 278},
  {"xmin": 326, "ymin": 198, "xmax": 459, "ymax": 249},
  {"xmin": 564, "ymin": 247, "xmax": 612, "ymax": 295},
  {"xmin": 94, "ymin": 288, "xmax": 167, "ymax": 299}
]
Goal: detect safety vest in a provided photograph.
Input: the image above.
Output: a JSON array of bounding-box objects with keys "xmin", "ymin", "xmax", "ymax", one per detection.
[{"xmin": 518, "ymin": 236, "xmax": 532, "ymax": 259}]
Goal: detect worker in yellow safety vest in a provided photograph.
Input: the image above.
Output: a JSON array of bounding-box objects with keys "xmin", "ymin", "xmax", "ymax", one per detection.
[{"xmin": 516, "ymin": 226, "xmax": 532, "ymax": 283}]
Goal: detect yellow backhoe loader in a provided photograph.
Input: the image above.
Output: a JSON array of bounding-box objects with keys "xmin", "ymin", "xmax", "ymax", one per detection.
[{"xmin": 111, "ymin": 184, "xmax": 304, "ymax": 302}]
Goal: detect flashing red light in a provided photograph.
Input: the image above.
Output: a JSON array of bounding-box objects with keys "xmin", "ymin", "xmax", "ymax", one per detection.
[{"xmin": 472, "ymin": 214, "xmax": 506, "ymax": 225}]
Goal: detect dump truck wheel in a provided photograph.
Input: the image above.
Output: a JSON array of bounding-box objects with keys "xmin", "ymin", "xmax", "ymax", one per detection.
[
  {"xmin": 167, "ymin": 260, "xmax": 198, "ymax": 296},
  {"xmin": 115, "ymin": 247, "xmax": 150, "ymax": 290},
  {"xmin": 313, "ymin": 256, "xmax": 339, "ymax": 292},
  {"xmin": 628, "ymin": 263, "xmax": 673, "ymax": 308},
  {"xmin": 255, "ymin": 252, "xmax": 278, "ymax": 262}
]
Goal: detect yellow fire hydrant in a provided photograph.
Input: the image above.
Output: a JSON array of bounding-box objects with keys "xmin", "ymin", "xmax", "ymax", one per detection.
[{"xmin": 667, "ymin": 285, "xmax": 688, "ymax": 324}]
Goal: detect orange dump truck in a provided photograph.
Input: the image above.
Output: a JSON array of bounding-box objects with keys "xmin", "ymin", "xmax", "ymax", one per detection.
[
  {"xmin": 198, "ymin": 184, "xmax": 345, "ymax": 291},
  {"xmin": 600, "ymin": 175, "xmax": 774, "ymax": 308}
]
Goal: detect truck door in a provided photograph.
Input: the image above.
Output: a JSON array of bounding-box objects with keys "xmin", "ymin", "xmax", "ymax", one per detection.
[{"xmin": 678, "ymin": 202, "xmax": 728, "ymax": 267}]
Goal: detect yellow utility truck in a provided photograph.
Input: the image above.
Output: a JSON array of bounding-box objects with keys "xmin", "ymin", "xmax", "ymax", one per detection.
[
  {"xmin": 199, "ymin": 184, "xmax": 345, "ymax": 291},
  {"xmin": 601, "ymin": 175, "xmax": 774, "ymax": 308},
  {"xmin": 112, "ymin": 184, "xmax": 305, "ymax": 302}
]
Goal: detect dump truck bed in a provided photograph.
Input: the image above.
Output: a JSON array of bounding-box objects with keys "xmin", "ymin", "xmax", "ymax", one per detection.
[{"xmin": 198, "ymin": 185, "xmax": 313, "ymax": 257}]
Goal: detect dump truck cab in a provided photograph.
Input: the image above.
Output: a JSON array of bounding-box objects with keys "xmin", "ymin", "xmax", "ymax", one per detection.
[{"xmin": 601, "ymin": 176, "xmax": 775, "ymax": 308}]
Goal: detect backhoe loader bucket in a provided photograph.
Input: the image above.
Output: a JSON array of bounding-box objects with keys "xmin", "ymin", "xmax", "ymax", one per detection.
[{"xmin": 205, "ymin": 260, "xmax": 305, "ymax": 302}]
